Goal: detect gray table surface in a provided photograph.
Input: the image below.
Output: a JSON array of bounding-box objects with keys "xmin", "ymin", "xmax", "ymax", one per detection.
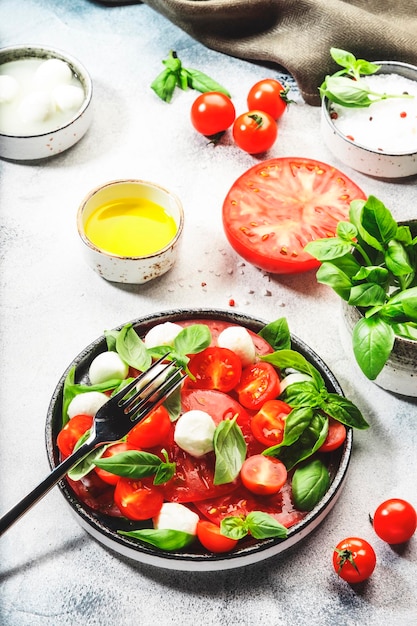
[{"xmin": 1, "ymin": 1, "xmax": 416, "ymax": 625}]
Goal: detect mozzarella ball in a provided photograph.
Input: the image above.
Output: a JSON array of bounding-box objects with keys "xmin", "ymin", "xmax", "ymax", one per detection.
[
  {"xmin": 18, "ymin": 90, "xmax": 54, "ymax": 123},
  {"xmin": 144, "ymin": 322, "xmax": 182, "ymax": 349},
  {"xmin": 67, "ymin": 391, "xmax": 108, "ymax": 419},
  {"xmin": 0, "ymin": 75, "xmax": 19, "ymax": 103},
  {"xmin": 217, "ymin": 325, "xmax": 256, "ymax": 367},
  {"xmin": 154, "ymin": 502, "xmax": 199, "ymax": 535},
  {"xmin": 279, "ymin": 372, "xmax": 312, "ymax": 394},
  {"xmin": 53, "ymin": 84, "xmax": 84, "ymax": 112},
  {"xmin": 33, "ymin": 58, "xmax": 72, "ymax": 88},
  {"xmin": 174, "ymin": 410, "xmax": 216, "ymax": 457},
  {"xmin": 88, "ymin": 351, "xmax": 129, "ymax": 385}
]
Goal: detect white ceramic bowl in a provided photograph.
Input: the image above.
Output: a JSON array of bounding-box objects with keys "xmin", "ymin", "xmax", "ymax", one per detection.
[
  {"xmin": 321, "ymin": 61, "xmax": 417, "ymax": 178},
  {"xmin": 0, "ymin": 44, "xmax": 93, "ymax": 161},
  {"xmin": 77, "ymin": 179, "xmax": 184, "ymax": 284}
]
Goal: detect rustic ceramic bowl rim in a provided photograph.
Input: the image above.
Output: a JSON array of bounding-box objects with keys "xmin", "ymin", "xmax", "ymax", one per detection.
[
  {"xmin": 77, "ymin": 178, "xmax": 185, "ymax": 261},
  {"xmin": 0, "ymin": 43, "xmax": 93, "ymax": 139}
]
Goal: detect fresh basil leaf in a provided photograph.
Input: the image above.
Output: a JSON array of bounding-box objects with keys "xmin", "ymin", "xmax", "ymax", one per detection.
[
  {"xmin": 321, "ymin": 394, "xmax": 369, "ymax": 429},
  {"xmin": 322, "ymin": 75, "xmax": 374, "ymax": 108},
  {"xmin": 315, "ymin": 261, "xmax": 353, "ymax": 300},
  {"xmin": 184, "ymin": 68, "xmax": 231, "ymax": 97},
  {"xmin": 68, "ymin": 444, "xmax": 109, "ymax": 481},
  {"xmin": 119, "ymin": 528, "xmax": 195, "ymax": 551},
  {"xmin": 94, "ymin": 450, "xmax": 162, "ymax": 479},
  {"xmin": 353, "ymin": 266, "xmax": 389, "ymax": 285},
  {"xmin": 220, "ymin": 516, "xmax": 249, "ymax": 541},
  {"xmin": 104, "ymin": 329, "xmax": 119, "ymax": 351},
  {"xmin": 330, "ymin": 48, "xmax": 357, "ymax": 71},
  {"xmin": 281, "ymin": 383, "xmax": 322, "ymax": 410},
  {"xmin": 267, "ymin": 412, "xmax": 328, "ymax": 470},
  {"xmin": 305, "ymin": 237, "xmax": 352, "ymax": 261},
  {"xmin": 173, "ymin": 324, "xmax": 211, "ymax": 355},
  {"xmin": 258, "ymin": 317, "xmax": 291, "ymax": 351},
  {"xmin": 151, "ymin": 67, "xmax": 177, "ymax": 103},
  {"xmin": 385, "ymin": 239, "xmax": 413, "ymax": 277},
  {"xmin": 246, "ymin": 511, "xmax": 288, "ymax": 540},
  {"xmin": 154, "ymin": 461, "xmax": 176, "ymax": 486},
  {"xmin": 213, "ymin": 416, "xmax": 247, "ymax": 485},
  {"xmin": 116, "ymin": 324, "xmax": 151, "ymax": 371},
  {"xmin": 352, "ymin": 316, "xmax": 395, "ymax": 380},
  {"xmin": 162, "ymin": 384, "xmax": 182, "ymax": 421},
  {"xmin": 261, "ymin": 350, "xmax": 325, "ymax": 390},
  {"xmin": 61, "ymin": 369, "xmax": 122, "ymax": 427},
  {"xmin": 292, "ymin": 459, "xmax": 330, "ymax": 511},
  {"xmin": 348, "ymin": 283, "xmax": 386, "ymax": 307},
  {"xmin": 337, "ymin": 221, "xmax": 357, "ymax": 242},
  {"xmin": 264, "ymin": 406, "xmax": 314, "ymax": 456},
  {"xmin": 362, "ymin": 196, "xmax": 398, "ymax": 247}
]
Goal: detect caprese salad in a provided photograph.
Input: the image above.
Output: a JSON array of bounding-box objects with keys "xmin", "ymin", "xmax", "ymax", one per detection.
[{"xmin": 56, "ymin": 317, "xmax": 368, "ymax": 554}]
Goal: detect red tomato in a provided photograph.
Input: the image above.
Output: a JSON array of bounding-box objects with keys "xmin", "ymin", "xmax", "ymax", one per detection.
[
  {"xmin": 319, "ymin": 417, "xmax": 347, "ymax": 452},
  {"xmin": 191, "ymin": 92, "xmax": 236, "ymax": 136},
  {"xmin": 57, "ymin": 414, "xmax": 93, "ymax": 458},
  {"xmin": 127, "ymin": 405, "xmax": 172, "ymax": 449},
  {"xmin": 197, "ymin": 520, "xmax": 239, "ymax": 553},
  {"xmin": 333, "ymin": 537, "xmax": 376, "ymax": 583},
  {"xmin": 235, "ymin": 362, "xmax": 280, "ymax": 410},
  {"xmin": 232, "ymin": 110, "xmax": 277, "ymax": 154},
  {"xmin": 373, "ymin": 499, "xmax": 417, "ymax": 544},
  {"xmin": 251, "ymin": 400, "xmax": 291, "ymax": 447},
  {"xmin": 240, "ymin": 454, "xmax": 287, "ymax": 495},
  {"xmin": 247, "ymin": 79, "xmax": 290, "ymax": 120},
  {"xmin": 222, "ymin": 157, "xmax": 366, "ymax": 274},
  {"xmin": 187, "ymin": 346, "xmax": 242, "ymax": 393},
  {"xmin": 94, "ymin": 442, "xmax": 136, "ymax": 486},
  {"xmin": 114, "ymin": 477, "xmax": 164, "ymax": 520}
]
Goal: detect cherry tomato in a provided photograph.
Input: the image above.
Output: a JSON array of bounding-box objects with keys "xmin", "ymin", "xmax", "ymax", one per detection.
[
  {"xmin": 333, "ymin": 537, "xmax": 376, "ymax": 583},
  {"xmin": 232, "ymin": 110, "xmax": 277, "ymax": 154},
  {"xmin": 235, "ymin": 362, "xmax": 280, "ymax": 411},
  {"xmin": 187, "ymin": 346, "xmax": 242, "ymax": 393},
  {"xmin": 114, "ymin": 477, "xmax": 164, "ymax": 520},
  {"xmin": 250, "ymin": 400, "xmax": 291, "ymax": 447},
  {"xmin": 57, "ymin": 414, "xmax": 93, "ymax": 458},
  {"xmin": 94, "ymin": 442, "xmax": 136, "ymax": 486},
  {"xmin": 240, "ymin": 454, "xmax": 287, "ymax": 495},
  {"xmin": 247, "ymin": 79, "xmax": 290, "ymax": 120},
  {"xmin": 127, "ymin": 405, "xmax": 172, "ymax": 449},
  {"xmin": 222, "ymin": 157, "xmax": 366, "ymax": 274},
  {"xmin": 191, "ymin": 91, "xmax": 236, "ymax": 136},
  {"xmin": 319, "ymin": 417, "xmax": 347, "ymax": 452},
  {"xmin": 373, "ymin": 498, "xmax": 417, "ymax": 544},
  {"xmin": 197, "ymin": 520, "xmax": 239, "ymax": 553}
]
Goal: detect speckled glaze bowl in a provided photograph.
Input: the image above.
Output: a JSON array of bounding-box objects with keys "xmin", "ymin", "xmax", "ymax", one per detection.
[
  {"xmin": 0, "ymin": 44, "xmax": 93, "ymax": 161},
  {"xmin": 45, "ymin": 309, "xmax": 352, "ymax": 572},
  {"xmin": 321, "ymin": 61, "xmax": 417, "ymax": 178},
  {"xmin": 77, "ymin": 179, "xmax": 184, "ymax": 284}
]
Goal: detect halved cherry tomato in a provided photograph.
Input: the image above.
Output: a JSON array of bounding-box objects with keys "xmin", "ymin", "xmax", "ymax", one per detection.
[
  {"xmin": 240, "ymin": 454, "xmax": 287, "ymax": 495},
  {"xmin": 57, "ymin": 414, "xmax": 93, "ymax": 458},
  {"xmin": 233, "ymin": 110, "xmax": 277, "ymax": 154},
  {"xmin": 187, "ymin": 346, "xmax": 242, "ymax": 393},
  {"xmin": 247, "ymin": 79, "xmax": 290, "ymax": 120},
  {"xmin": 94, "ymin": 442, "xmax": 136, "ymax": 486},
  {"xmin": 191, "ymin": 92, "xmax": 236, "ymax": 136},
  {"xmin": 319, "ymin": 417, "xmax": 347, "ymax": 452},
  {"xmin": 235, "ymin": 362, "xmax": 280, "ymax": 410},
  {"xmin": 373, "ymin": 498, "xmax": 417, "ymax": 544},
  {"xmin": 114, "ymin": 477, "xmax": 164, "ymax": 520},
  {"xmin": 222, "ymin": 157, "xmax": 366, "ymax": 274},
  {"xmin": 197, "ymin": 520, "xmax": 239, "ymax": 553},
  {"xmin": 251, "ymin": 400, "xmax": 291, "ymax": 446},
  {"xmin": 333, "ymin": 537, "xmax": 376, "ymax": 583},
  {"xmin": 127, "ymin": 405, "xmax": 172, "ymax": 449}
]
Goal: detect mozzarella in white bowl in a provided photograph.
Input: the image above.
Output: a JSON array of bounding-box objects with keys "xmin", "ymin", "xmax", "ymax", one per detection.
[
  {"xmin": 174, "ymin": 409, "xmax": 216, "ymax": 458},
  {"xmin": 217, "ymin": 325, "xmax": 256, "ymax": 366}
]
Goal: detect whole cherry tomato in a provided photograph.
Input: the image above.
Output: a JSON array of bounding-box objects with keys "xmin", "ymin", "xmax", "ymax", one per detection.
[
  {"xmin": 333, "ymin": 537, "xmax": 376, "ymax": 583},
  {"xmin": 197, "ymin": 520, "xmax": 238, "ymax": 553},
  {"xmin": 232, "ymin": 110, "xmax": 278, "ymax": 154},
  {"xmin": 191, "ymin": 91, "xmax": 236, "ymax": 136},
  {"xmin": 373, "ymin": 498, "xmax": 417, "ymax": 544},
  {"xmin": 247, "ymin": 79, "xmax": 292, "ymax": 119}
]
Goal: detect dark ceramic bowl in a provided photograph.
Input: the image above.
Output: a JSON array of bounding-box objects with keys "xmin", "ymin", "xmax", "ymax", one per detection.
[{"xmin": 45, "ymin": 309, "xmax": 352, "ymax": 571}]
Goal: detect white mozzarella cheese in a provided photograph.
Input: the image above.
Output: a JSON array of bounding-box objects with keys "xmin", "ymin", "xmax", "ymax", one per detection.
[
  {"xmin": 67, "ymin": 390, "xmax": 109, "ymax": 419},
  {"xmin": 0, "ymin": 75, "xmax": 19, "ymax": 103},
  {"xmin": 279, "ymin": 372, "xmax": 312, "ymax": 394},
  {"xmin": 144, "ymin": 322, "xmax": 183, "ymax": 348},
  {"xmin": 174, "ymin": 409, "xmax": 216, "ymax": 457},
  {"xmin": 217, "ymin": 325, "xmax": 256, "ymax": 366},
  {"xmin": 33, "ymin": 58, "xmax": 72, "ymax": 88},
  {"xmin": 154, "ymin": 502, "xmax": 199, "ymax": 535},
  {"xmin": 18, "ymin": 90, "xmax": 54, "ymax": 123},
  {"xmin": 53, "ymin": 84, "xmax": 84, "ymax": 112},
  {"xmin": 88, "ymin": 351, "xmax": 129, "ymax": 385}
]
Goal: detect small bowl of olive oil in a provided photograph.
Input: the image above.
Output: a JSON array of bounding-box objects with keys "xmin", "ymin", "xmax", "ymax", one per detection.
[{"xmin": 77, "ymin": 179, "xmax": 184, "ymax": 284}]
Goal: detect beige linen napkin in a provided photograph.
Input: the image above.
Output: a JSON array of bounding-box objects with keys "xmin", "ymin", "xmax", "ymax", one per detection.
[{"xmin": 140, "ymin": 0, "xmax": 417, "ymax": 105}]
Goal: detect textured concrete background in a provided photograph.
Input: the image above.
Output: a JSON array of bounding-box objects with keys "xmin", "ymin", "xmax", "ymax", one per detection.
[{"xmin": 0, "ymin": 1, "xmax": 416, "ymax": 625}]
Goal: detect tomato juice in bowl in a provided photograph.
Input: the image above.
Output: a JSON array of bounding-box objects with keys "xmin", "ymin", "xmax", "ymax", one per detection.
[
  {"xmin": 46, "ymin": 309, "xmax": 355, "ymax": 571},
  {"xmin": 222, "ymin": 157, "xmax": 366, "ymax": 274}
]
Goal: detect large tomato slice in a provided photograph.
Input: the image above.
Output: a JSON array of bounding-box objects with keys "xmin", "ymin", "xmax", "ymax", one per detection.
[{"xmin": 222, "ymin": 157, "xmax": 366, "ymax": 274}]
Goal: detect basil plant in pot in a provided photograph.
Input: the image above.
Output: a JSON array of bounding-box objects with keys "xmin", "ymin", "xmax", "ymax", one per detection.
[{"xmin": 305, "ymin": 195, "xmax": 417, "ymax": 397}]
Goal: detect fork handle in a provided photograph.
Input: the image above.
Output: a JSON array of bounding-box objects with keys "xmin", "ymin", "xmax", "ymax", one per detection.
[{"xmin": 0, "ymin": 440, "xmax": 97, "ymax": 536}]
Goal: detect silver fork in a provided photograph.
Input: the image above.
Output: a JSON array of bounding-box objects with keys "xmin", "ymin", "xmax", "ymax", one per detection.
[{"xmin": 0, "ymin": 355, "xmax": 186, "ymax": 536}]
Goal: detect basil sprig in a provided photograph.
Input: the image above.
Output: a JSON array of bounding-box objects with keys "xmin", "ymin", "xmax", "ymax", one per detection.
[
  {"xmin": 221, "ymin": 511, "xmax": 288, "ymax": 541},
  {"xmin": 258, "ymin": 317, "xmax": 291, "ymax": 351},
  {"xmin": 94, "ymin": 449, "xmax": 175, "ymax": 486},
  {"xmin": 291, "ymin": 459, "xmax": 330, "ymax": 511},
  {"xmin": 151, "ymin": 50, "xmax": 231, "ymax": 103},
  {"xmin": 213, "ymin": 414, "xmax": 247, "ymax": 485},
  {"xmin": 320, "ymin": 48, "xmax": 414, "ymax": 108},
  {"xmin": 119, "ymin": 528, "xmax": 194, "ymax": 551}
]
